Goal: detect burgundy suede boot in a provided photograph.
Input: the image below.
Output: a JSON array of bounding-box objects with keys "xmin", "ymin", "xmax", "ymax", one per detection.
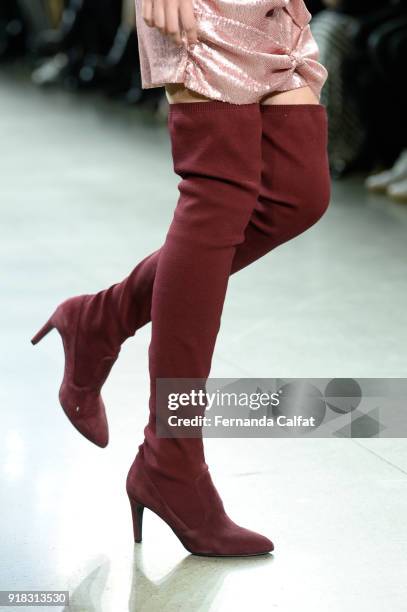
[
  {"xmin": 125, "ymin": 100, "xmax": 274, "ymax": 556},
  {"xmin": 31, "ymin": 104, "xmax": 330, "ymax": 448},
  {"xmin": 233, "ymin": 103, "xmax": 331, "ymax": 269},
  {"xmin": 31, "ymin": 249, "xmax": 160, "ymax": 447}
]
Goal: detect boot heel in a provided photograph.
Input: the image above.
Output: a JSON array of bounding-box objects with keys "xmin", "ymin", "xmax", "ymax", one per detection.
[
  {"xmin": 31, "ymin": 318, "xmax": 55, "ymax": 345},
  {"xmin": 129, "ymin": 497, "xmax": 144, "ymax": 543}
]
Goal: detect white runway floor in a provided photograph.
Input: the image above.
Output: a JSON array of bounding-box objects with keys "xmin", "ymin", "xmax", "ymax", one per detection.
[{"xmin": 1, "ymin": 71, "xmax": 407, "ymax": 612}]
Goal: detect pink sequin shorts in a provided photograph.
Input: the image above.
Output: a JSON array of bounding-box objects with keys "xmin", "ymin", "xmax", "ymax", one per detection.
[{"xmin": 134, "ymin": 0, "xmax": 328, "ymax": 104}]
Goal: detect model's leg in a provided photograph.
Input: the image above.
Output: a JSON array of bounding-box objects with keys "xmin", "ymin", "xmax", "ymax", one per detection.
[
  {"xmin": 233, "ymin": 86, "xmax": 331, "ymax": 267},
  {"xmin": 32, "ymin": 86, "xmax": 330, "ymax": 447},
  {"xmin": 125, "ymin": 98, "xmax": 274, "ymax": 556},
  {"xmin": 69, "ymin": 86, "xmax": 330, "ymax": 343}
]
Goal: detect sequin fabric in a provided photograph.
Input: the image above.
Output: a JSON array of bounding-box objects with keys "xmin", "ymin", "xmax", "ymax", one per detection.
[{"xmin": 134, "ymin": 0, "xmax": 328, "ymax": 104}]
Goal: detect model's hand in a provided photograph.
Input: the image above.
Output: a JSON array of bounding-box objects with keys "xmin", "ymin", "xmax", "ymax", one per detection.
[{"xmin": 142, "ymin": 0, "xmax": 198, "ymax": 46}]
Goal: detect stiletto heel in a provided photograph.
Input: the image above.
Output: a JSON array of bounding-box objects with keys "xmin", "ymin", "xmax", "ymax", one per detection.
[
  {"xmin": 129, "ymin": 497, "xmax": 144, "ymax": 543},
  {"xmin": 31, "ymin": 318, "xmax": 55, "ymax": 345}
]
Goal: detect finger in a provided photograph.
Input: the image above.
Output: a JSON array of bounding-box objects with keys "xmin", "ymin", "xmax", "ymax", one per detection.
[
  {"xmin": 153, "ymin": 0, "xmax": 166, "ymax": 32},
  {"xmin": 142, "ymin": 0, "xmax": 154, "ymax": 27},
  {"xmin": 165, "ymin": 1, "xmax": 182, "ymax": 45},
  {"xmin": 179, "ymin": 0, "xmax": 198, "ymax": 45}
]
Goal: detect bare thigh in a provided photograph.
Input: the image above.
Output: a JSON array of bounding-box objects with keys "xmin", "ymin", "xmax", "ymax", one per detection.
[
  {"xmin": 260, "ymin": 85, "xmax": 319, "ymax": 105},
  {"xmin": 165, "ymin": 83, "xmax": 320, "ymax": 105},
  {"xmin": 165, "ymin": 83, "xmax": 212, "ymax": 104}
]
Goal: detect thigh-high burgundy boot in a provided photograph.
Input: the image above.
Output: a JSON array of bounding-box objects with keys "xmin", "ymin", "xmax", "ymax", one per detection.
[
  {"xmin": 31, "ymin": 104, "xmax": 330, "ymax": 448},
  {"xmin": 125, "ymin": 101, "xmax": 274, "ymax": 556}
]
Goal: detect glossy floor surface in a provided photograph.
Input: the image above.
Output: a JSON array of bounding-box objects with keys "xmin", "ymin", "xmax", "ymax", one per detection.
[{"xmin": 1, "ymin": 71, "xmax": 407, "ymax": 612}]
